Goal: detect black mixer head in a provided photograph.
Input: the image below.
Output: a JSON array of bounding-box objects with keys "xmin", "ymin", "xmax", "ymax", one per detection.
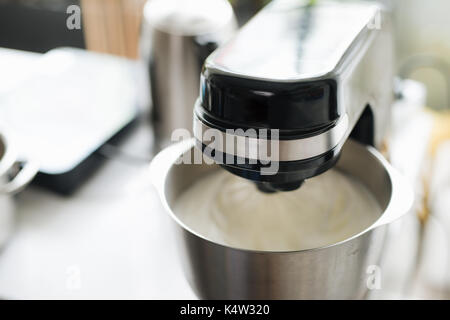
[
  {"xmin": 193, "ymin": 74, "xmax": 345, "ymax": 192},
  {"xmin": 193, "ymin": 1, "xmax": 392, "ymax": 192}
]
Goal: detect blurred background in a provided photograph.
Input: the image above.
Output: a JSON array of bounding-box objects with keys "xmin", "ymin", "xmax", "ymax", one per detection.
[
  {"xmin": 1, "ymin": 0, "xmax": 448, "ymax": 109},
  {"xmin": 0, "ymin": 0, "xmax": 449, "ymax": 299}
]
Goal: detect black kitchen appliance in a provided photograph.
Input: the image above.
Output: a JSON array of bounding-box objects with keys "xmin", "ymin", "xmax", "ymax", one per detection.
[{"xmin": 194, "ymin": 0, "xmax": 394, "ymax": 192}]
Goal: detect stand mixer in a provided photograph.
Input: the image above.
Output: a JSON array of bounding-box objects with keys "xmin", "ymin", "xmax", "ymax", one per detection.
[
  {"xmin": 150, "ymin": 0, "xmax": 413, "ymax": 299},
  {"xmin": 194, "ymin": 0, "xmax": 394, "ymax": 192}
]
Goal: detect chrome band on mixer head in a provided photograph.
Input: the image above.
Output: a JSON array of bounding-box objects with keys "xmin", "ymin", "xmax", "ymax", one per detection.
[{"xmin": 193, "ymin": 113, "xmax": 349, "ymax": 162}]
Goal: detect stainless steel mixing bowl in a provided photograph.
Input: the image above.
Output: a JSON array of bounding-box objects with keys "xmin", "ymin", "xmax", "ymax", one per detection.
[{"xmin": 150, "ymin": 139, "xmax": 413, "ymax": 299}]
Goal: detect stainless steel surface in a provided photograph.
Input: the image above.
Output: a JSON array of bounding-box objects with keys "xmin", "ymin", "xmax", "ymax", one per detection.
[
  {"xmin": 206, "ymin": 1, "xmax": 381, "ymax": 80},
  {"xmin": 150, "ymin": 139, "xmax": 413, "ymax": 299},
  {"xmin": 198, "ymin": 0, "xmax": 394, "ymax": 159},
  {"xmin": 0, "ymin": 133, "xmax": 37, "ymax": 249},
  {"xmin": 141, "ymin": 0, "xmax": 237, "ymax": 148},
  {"xmin": 194, "ymin": 108, "xmax": 349, "ymax": 161}
]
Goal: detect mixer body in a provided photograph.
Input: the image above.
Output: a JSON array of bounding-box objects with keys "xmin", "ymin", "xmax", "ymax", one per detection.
[
  {"xmin": 193, "ymin": 0, "xmax": 394, "ymax": 191},
  {"xmin": 151, "ymin": 0, "xmax": 407, "ymax": 300}
]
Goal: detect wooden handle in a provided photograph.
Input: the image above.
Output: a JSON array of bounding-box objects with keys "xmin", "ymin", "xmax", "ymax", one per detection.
[{"xmin": 81, "ymin": 0, "xmax": 146, "ymax": 59}]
